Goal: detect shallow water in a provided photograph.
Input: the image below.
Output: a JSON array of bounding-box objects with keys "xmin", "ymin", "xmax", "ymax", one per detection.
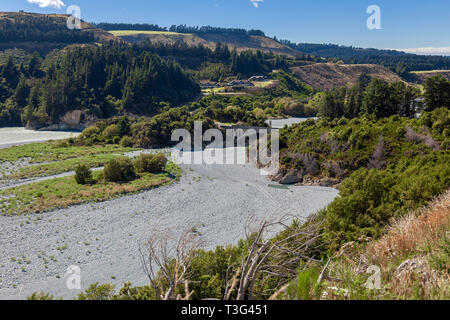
[
  {"xmin": 266, "ymin": 117, "xmax": 317, "ymax": 129},
  {"xmin": 0, "ymin": 127, "xmax": 80, "ymax": 148}
]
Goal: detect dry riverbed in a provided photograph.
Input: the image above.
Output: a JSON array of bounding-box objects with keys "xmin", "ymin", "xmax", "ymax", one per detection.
[{"xmin": 0, "ymin": 149, "xmax": 338, "ymax": 300}]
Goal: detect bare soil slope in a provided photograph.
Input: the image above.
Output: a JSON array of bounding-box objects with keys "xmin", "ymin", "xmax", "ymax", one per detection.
[{"xmin": 290, "ymin": 63, "xmax": 406, "ymax": 90}]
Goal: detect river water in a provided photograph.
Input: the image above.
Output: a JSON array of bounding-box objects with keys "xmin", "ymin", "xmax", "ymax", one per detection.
[
  {"xmin": 266, "ymin": 117, "xmax": 317, "ymax": 129},
  {"xmin": 0, "ymin": 127, "xmax": 80, "ymax": 149}
]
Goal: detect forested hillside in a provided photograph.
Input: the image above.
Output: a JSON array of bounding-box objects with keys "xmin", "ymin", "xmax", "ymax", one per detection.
[
  {"xmin": 280, "ymin": 41, "xmax": 405, "ymax": 58},
  {"xmin": 0, "ymin": 43, "xmax": 199, "ymax": 128},
  {"xmin": 0, "ymin": 12, "xmax": 94, "ymax": 43},
  {"xmin": 0, "ymin": 12, "xmax": 117, "ymax": 55},
  {"xmin": 134, "ymin": 40, "xmax": 313, "ymax": 80}
]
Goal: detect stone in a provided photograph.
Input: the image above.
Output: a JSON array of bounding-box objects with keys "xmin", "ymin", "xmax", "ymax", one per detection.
[{"xmin": 279, "ymin": 169, "xmax": 304, "ymax": 185}]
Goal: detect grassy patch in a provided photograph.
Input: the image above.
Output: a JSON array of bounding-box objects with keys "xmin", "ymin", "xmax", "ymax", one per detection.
[
  {"xmin": 201, "ymin": 87, "xmax": 226, "ymax": 94},
  {"xmin": 0, "ymin": 164, "xmax": 178, "ymax": 216},
  {"xmin": 252, "ymin": 80, "xmax": 276, "ymax": 88},
  {"xmin": 7, "ymin": 153, "xmax": 133, "ymax": 180},
  {"xmin": 0, "ymin": 141, "xmax": 137, "ymax": 164},
  {"xmin": 109, "ymin": 30, "xmax": 188, "ymax": 36},
  {"xmin": 410, "ymin": 70, "xmax": 450, "ymax": 74}
]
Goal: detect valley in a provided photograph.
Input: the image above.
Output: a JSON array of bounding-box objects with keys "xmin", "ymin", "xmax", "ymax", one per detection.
[
  {"xmin": 0, "ymin": 8, "xmax": 448, "ymax": 302},
  {"xmin": 0, "ymin": 143, "xmax": 338, "ymax": 299}
]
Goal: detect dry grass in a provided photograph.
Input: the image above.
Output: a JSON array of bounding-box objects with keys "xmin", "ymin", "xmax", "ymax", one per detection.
[
  {"xmin": 366, "ymin": 190, "xmax": 449, "ymax": 267},
  {"xmin": 362, "ymin": 190, "xmax": 450, "ymax": 299}
]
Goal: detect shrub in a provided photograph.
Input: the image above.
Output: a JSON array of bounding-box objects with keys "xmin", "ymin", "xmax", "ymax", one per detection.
[
  {"xmin": 120, "ymin": 136, "xmax": 134, "ymax": 148},
  {"xmin": 134, "ymin": 153, "xmax": 168, "ymax": 174},
  {"xmin": 77, "ymin": 283, "xmax": 115, "ymax": 300},
  {"xmin": 286, "ymin": 267, "xmax": 323, "ymax": 300},
  {"xmin": 80, "ymin": 126, "xmax": 100, "ymax": 140},
  {"xmin": 75, "ymin": 164, "xmax": 95, "ymax": 185},
  {"xmin": 103, "ymin": 157, "xmax": 136, "ymax": 182},
  {"xmin": 27, "ymin": 292, "xmax": 55, "ymax": 300},
  {"xmin": 102, "ymin": 124, "xmax": 120, "ymax": 140}
]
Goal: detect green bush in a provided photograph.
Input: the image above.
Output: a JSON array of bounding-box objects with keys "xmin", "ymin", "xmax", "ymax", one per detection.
[
  {"xmin": 75, "ymin": 164, "xmax": 95, "ymax": 185},
  {"xmin": 103, "ymin": 157, "xmax": 136, "ymax": 182},
  {"xmin": 120, "ymin": 136, "xmax": 134, "ymax": 148},
  {"xmin": 77, "ymin": 283, "xmax": 115, "ymax": 300},
  {"xmin": 80, "ymin": 126, "xmax": 100, "ymax": 140},
  {"xmin": 286, "ymin": 267, "xmax": 323, "ymax": 300},
  {"xmin": 102, "ymin": 124, "xmax": 120, "ymax": 140},
  {"xmin": 134, "ymin": 153, "xmax": 168, "ymax": 174}
]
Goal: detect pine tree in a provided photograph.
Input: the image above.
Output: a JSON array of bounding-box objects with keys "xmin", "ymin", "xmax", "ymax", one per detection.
[
  {"xmin": 2, "ymin": 56, "xmax": 19, "ymax": 87},
  {"xmin": 14, "ymin": 76, "xmax": 29, "ymax": 107},
  {"xmin": 27, "ymin": 52, "xmax": 42, "ymax": 77},
  {"xmin": 424, "ymin": 75, "xmax": 450, "ymax": 111}
]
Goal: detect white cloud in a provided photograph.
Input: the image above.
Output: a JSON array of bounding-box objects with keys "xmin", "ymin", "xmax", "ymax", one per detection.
[
  {"xmin": 250, "ymin": 0, "xmax": 263, "ymax": 8},
  {"xmin": 27, "ymin": 0, "xmax": 65, "ymax": 9},
  {"xmin": 393, "ymin": 47, "xmax": 450, "ymax": 56}
]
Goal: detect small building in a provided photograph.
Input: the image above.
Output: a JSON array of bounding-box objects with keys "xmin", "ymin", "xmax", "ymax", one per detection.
[
  {"xmin": 248, "ymin": 76, "xmax": 268, "ymax": 82},
  {"xmin": 226, "ymin": 80, "xmax": 254, "ymax": 87},
  {"xmin": 200, "ymin": 82, "xmax": 221, "ymax": 89}
]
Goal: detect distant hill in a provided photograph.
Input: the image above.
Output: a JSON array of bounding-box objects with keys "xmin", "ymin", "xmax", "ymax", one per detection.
[
  {"xmin": 281, "ymin": 41, "xmax": 406, "ymax": 59},
  {"xmin": 109, "ymin": 30, "xmax": 300, "ymax": 57},
  {"xmin": 282, "ymin": 41, "xmax": 450, "ymax": 74},
  {"xmin": 0, "ymin": 12, "xmax": 119, "ymax": 55},
  {"xmin": 290, "ymin": 63, "xmax": 405, "ymax": 90}
]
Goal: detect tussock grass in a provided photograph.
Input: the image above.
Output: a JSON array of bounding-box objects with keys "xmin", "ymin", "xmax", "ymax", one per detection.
[{"xmin": 367, "ymin": 190, "xmax": 450, "ymax": 267}]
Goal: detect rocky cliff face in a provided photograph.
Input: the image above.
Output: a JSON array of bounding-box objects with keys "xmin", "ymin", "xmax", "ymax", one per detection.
[
  {"xmin": 27, "ymin": 110, "xmax": 96, "ymax": 131},
  {"xmin": 270, "ymin": 167, "xmax": 340, "ymax": 187}
]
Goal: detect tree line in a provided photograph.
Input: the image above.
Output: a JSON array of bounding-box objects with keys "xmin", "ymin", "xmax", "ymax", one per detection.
[
  {"xmin": 92, "ymin": 22, "xmax": 266, "ymax": 37},
  {"xmin": 168, "ymin": 25, "xmax": 265, "ymax": 36},
  {"xmin": 92, "ymin": 23, "xmax": 167, "ymax": 32},
  {"xmin": 317, "ymin": 74, "xmax": 450, "ymax": 119}
]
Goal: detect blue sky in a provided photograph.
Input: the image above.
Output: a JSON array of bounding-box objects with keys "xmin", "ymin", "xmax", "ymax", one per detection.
[{"xmin": 2, "ymin": 0, "xmax": 450, "ymax": 53}]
